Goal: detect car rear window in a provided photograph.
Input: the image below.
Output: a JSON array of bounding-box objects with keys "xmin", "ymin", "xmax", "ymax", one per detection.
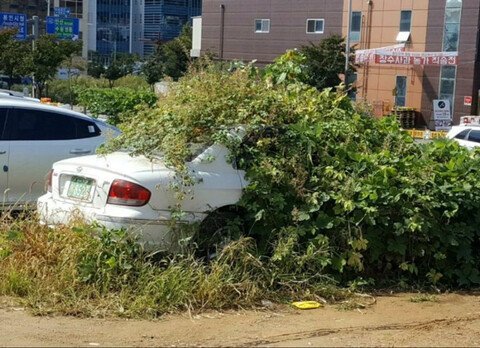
[{"xmin": 76, "ymin": 118, "xmax": 101, "ymax": 139}]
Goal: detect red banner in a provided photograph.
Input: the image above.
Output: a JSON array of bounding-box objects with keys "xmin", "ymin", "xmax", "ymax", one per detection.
[{"xmin": 374, "ymin": 52, "xmax": 458, "ymax": 66}]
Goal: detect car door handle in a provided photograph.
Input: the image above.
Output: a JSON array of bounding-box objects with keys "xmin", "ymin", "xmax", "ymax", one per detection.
[
  {"xmin": 0, "ymin": 151, "xmax": 6, "ymax": 155},
  {"xmin": 70, "ymin": 149, "xmax": 91, "ymax": 155}
]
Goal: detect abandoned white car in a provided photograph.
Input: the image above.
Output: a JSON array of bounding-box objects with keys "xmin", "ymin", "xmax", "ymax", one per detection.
[{"xmin": 37, "ymin": 144, "xmax": 247, "ymax": 251}]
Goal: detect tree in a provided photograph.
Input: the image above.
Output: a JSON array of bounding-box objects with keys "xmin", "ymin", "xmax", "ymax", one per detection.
[
  {"xmin": 161, "ymin": 35, "xmax": 190, "ymax": 80},
  {"xmin": 87, "ymin": 60, "xmax": 105, "ymax": 78},
  {"xmin": 103, "ymin": 53, "xmax": 138, "ymax": 88},
  {"xmin": 87, "ymin": 51, "xmax": 106, "ymax": 78},
  {"xmin": 29, "ymin": 35, "xmax": 82, "ymax": 97},
  {"xmin": 0, "ymin": 29, "xmax": 30, "ymax": 89},
  {"xmin": 142, "ymin": 55, "xmax": 163, "ymax": 86},
  {"xmin": 299, "ymin": 35, "xmax": 356, "ymax": 91},
  {"xmin": 141, "ymin": 24, "xmax": 192, "ymax": 84}
]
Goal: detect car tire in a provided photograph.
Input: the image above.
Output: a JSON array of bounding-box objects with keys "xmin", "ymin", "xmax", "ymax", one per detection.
[{"xmin": 195, "ymin": 209, "xmax": 244, "ymax": 261}]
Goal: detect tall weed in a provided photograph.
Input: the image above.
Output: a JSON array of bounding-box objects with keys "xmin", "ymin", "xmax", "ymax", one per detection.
[{"xmin": 0, "ymin": 218, "xmax": 348, "ymax": 318}]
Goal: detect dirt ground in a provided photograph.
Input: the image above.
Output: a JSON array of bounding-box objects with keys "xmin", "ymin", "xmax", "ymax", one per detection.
[{"xmin": 1, "ymin": 293, "xmax": 480, "ymax": 347}]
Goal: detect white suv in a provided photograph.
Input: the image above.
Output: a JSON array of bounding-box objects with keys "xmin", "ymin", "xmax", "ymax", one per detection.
[
  {"xmin": 0, "ymin": 89, "xmax": 40, "ymax": 103},
  {"xmin": 0, "ymin": 99, "xmax": 120, "ymax": 207},
  {"xmin": 447, "ymin": 116, "xmax": 480, "ymax": 149}
]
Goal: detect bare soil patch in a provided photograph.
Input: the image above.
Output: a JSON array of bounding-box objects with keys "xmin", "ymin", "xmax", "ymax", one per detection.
[{"xmin": 1, "ymin": 293, "xmax": 480, "ymax": 347}]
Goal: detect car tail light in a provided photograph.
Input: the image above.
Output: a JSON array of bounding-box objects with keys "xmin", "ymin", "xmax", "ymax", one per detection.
[
  {"xmin": 45, "ymin": 169, "xmax": 53, "ymax": 193},
  {"xmin": 107, "ymin": 179, "xmax": 151, "ymax": 207}
]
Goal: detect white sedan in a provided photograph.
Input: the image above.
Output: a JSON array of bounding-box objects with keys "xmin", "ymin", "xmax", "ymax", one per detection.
[
  {"xmin": 445, "ymin": 116, "xmax": 480, "ymax": 149},
  {"xmin": 0, "ymin": 99, "xmax": 120, "ymax": 207},
  {"xmin": 37, "ymin": 144, "xmax": 247, "ymax": 251}
]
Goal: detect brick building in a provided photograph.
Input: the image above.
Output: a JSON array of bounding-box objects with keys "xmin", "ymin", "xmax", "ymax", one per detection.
[
  {"xmin": 200, "ymin": 0, "xmax": 343, "ymax": 63},
  {"xmin": 199, "ymin": 0, "xmax": 480, "ymax": 127},
  {"xmin": 345, "ymin": 0, "xmax": 479, "ymax": 127}
]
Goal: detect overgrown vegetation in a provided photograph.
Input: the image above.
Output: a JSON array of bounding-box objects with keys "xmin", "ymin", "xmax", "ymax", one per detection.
[
  {"xmin": 76, "ymin": 86, "xmax": 157, "ymax": 125},
  {"xmin": 299, "ymin": 34, "xmax": 356, "ymax": 91},
  {"xmin": 0, "ymin": 218, "xmax": 353, "ymax": 317},
  {"xmin": 47, "ymin": 74, "xmax": 151, "ymax": 105},
  {"xmin": 2, "ymin": 44, "xmax": 480, "ymax": 318},
  {"xmin": 105, "ymin": 50, "xmax": 480, "ymax": 288}
]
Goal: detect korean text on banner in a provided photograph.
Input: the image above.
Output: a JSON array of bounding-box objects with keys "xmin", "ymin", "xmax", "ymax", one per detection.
[
  {"xmin": 375, "ymin": 51, "xmax": 458, "ymax": 66},
  {"xmin": 355, "ymin": 44, "xmax": 405, "ymax": 64}
]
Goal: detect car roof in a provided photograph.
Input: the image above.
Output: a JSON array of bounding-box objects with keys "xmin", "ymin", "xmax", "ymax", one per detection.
[
  {"xmin": 0, "ymin": 89, "xmax": 29, "ymax": 97},
  {"xmin": 0, "ymin": 90, "xmax": 40, "ymax": 103},
  {"xmin": 0, "ymin": 99, "xmax": 94, "ymax": 121}
]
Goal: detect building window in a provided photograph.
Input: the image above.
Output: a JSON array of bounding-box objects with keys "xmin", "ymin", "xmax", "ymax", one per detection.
[
  {"xmin": 254, "ymin": 19, "xmax": 270, "ymax": 33},
  {"xmin": 397, "ymin": 10, "xmax": 412, "ymax": 43},
  {"xmin": 443, "ymin": 24, "xmax": 459, "ymax": 52},
  {"xmin": 306, "ymin": 19, "xmax": 324, "ymax": 34},
  {"xmin": 439, "ymin": 0, "xmax": 462, "ymax": 112},
  {"xmin": 395, "ymin": 76, "xmax": 407, "ymax": 107},
  {"xmin": 397, "ymin": 10, "xmax": 412, "ymax": 42},
  {"xmin": 443, "ymin": 3, "xmax": 461, "ymax": 52},
  {"xmin": 350, "ymin": 12, "xmax": 361, "ymax": 42},
  {"xmin": 439, "ymin": 66, "xmax": 457, "ymax": 110},
  {"xmin": 399, "ymin": 10, "xmax": 412, "ymax": 32},
  {"xmin": 446, "ymin": 0, "xmax": 462, "ymax": 8}
]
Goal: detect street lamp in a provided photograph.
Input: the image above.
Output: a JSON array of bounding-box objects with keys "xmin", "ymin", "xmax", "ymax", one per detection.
[
  {"xmin": 46, "ymin": 0, "xmax": 51, "ymax": 16},
  {"xmin": 345, "ymin": 0, "xmax": 353, "ymax": 83}
]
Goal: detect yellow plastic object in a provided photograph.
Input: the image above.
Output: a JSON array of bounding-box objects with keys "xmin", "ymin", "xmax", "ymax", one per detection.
[{"xmin": 291, "ymin": 301, "xmax": 322, "ymax": 310}]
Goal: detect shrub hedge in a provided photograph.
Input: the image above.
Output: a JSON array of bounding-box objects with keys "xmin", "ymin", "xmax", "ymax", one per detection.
[{"xmin": 104, "ymin": 52, "xmax": 480, "ymax": 287}]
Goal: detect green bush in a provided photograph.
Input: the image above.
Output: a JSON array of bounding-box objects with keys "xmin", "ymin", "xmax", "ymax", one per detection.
[
  {"xmin": 46, "ymin": 76, "xmax": 109, "ymax": 104},
  {"xmin": 47, "ymin": 79, "xmax": 73, "ymax": 104},
  {"xmin": 104, "ymin": 51, "xmax": 480, "ymax": 287},
  {"xmin": 114, "ymin": 75, "xmax": 149, "ymax": 89},
  {"xmin": 76, "ymin": 86, "xmax": 157, "ymax": 125},
  {"xmin": 72, "ymin": 75, "xmax": 109, "ymax": 89}
]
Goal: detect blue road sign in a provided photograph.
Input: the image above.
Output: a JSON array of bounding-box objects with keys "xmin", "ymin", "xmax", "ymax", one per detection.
[
  {"xmin": 54, "ymin": 7, "xmax": 71, "ymax": 18},
  {"xmin": 46, "ymin": 16, "xmax": 79, "ymax": 40},
  {"xmin": 0, "ymin": 12, "xmax": 27, "ymax": 40}
]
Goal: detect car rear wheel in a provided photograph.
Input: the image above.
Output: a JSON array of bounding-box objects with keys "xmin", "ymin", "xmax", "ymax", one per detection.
[{"xmin": 195, "ymin": 209, "xmax": 244, "ymax": 261}]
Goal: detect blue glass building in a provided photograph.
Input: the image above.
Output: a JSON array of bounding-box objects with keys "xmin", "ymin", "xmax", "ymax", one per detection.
[
  {"xmin": 92, "ymin": 0, "xmax": 201, "ymax": 62},
  {"xmin": 143, "ymin": 0, "xmax": 202, "ymax": 56},
  {"xmin": 96, "ymin": 0, "xmax": 137, "ymax": 63}
]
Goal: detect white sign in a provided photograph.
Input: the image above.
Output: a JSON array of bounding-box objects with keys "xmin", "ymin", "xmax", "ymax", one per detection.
[{"xmin": 433, "ymin": 99, "xmax": 452, "ymax": 131}]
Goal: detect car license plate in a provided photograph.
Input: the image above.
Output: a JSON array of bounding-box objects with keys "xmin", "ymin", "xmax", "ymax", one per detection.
[{"xmin": 67, "ymin": 176, "xmax": 94, "ymax": 201}]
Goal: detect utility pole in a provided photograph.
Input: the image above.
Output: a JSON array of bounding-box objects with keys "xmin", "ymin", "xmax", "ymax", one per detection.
[
  {"xmin": 345, "ymin": 0, "xmax": 353, "ymax": 85},
  {"xmin": 32, "ymin": 15, "xmax": 40, "ymax": 98},
  {"xmin": 47, "ymin": 0, "xmax": 51, "ymax": 17}
]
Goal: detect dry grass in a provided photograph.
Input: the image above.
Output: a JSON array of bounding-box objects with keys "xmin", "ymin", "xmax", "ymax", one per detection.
[{"xmin": 0, "ymin": 215, "xmax": 354, "ymax": 318}]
